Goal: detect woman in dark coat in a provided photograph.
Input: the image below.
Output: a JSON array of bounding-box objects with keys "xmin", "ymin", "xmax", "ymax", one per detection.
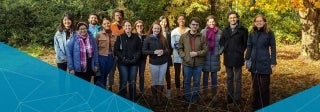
[
  {"xmin": 245, "ymin": 14, "xmax": 277, "ymax": 111},
  {"xmin": 132, "ymin": 20, "xmax": 147, "ymax": 95},
  {"xmin": 201, "ymin": 15, "xmax": 221, "ymax": 100}
]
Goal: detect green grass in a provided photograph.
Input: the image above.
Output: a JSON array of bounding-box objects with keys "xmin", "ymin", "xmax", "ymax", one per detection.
[{"xmin": 19, "ymin": 44, "xmax": 53, "ymax": 58}]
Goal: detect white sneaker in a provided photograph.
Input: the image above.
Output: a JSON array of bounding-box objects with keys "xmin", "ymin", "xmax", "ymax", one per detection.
[{"xmin": 166, "ymin": 89, "xmax": 171, "ymax": 98}]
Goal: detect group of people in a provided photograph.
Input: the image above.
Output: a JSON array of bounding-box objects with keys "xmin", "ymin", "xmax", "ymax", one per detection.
[{"xmin": 53, "ymin": 9, "xmax": 277, "ymax": 111}]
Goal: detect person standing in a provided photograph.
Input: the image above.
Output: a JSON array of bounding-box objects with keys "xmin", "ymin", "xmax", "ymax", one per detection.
[
  {"xmin": 66, "ymin": 22, "xmax": 99, "ymax": 82},
  {"xmin": 108, "ymin": 9, "xmax": 125, "ymax": 91},
  {"xmin": 95, "ymin": 17, "xmax": 117, "ymax": 89},
  {"xmin": 114, "ymin": 21, "xmax": 141, "ymax": 101},
  {"xmin": 245, "ymin": 14, "xmax": 277, "ymax": 111},
  {"xmin": 142, "ymin": 21, "xmax": 169, "ymax": 105},
  {"xmin": 110, "ymin": 9, "xmax": 125, "ymax": 36},
  {"xmin": 178, "ymin": 17, "xmax": 208, "ymax": 104},
  {"xmin": 159, "ymin": 16, "xmax": 173, "ymax": 98},
  {"xmin": 54, "ymin": 13, "xmax": 75, "ymax": 71},
  {"xmin": 132, "ymin": 20, "xmax": 147, "ymax": 96},
  {"xmin": 88, "ymin": 13, "xmax": 101, "ymax": 38},
  {"xmin": 219, "ymin": 11, "xmax": 248, "ymax": 105},
  {"xmin": 171, "ymin": 14, "xmax": 190, "ymax": 97},
  {"xmin": 200, "ymin": 15, "xmax": 222, "ymax": 101}
]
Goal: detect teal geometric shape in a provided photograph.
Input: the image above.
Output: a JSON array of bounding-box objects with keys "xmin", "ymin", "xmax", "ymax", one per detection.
[
  {"xmin": 259, "ymin": 84, "xmax": 320, "ymax": 112},
  {"xmin": 0, "ymin": 43, "xmax": 152, "ymax": 112}
]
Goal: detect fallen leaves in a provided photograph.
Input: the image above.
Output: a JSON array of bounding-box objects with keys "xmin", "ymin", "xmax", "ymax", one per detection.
[{"xmin": 37, "ymin": 44, "xmax": 320, "ymax": 111}]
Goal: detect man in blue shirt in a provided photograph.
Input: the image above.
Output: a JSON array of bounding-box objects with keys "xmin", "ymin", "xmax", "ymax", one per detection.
[{"xmin": 88, "ymin": 13, "xmax": 101, "ymax": 38}]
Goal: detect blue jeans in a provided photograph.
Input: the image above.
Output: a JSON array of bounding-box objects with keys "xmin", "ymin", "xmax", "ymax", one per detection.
[
  {"xmin": 118, "ymin": 64, "xmax": 138, "ymax": 101},
  {"xmin": 202, "ymin": 71, "xmax": 217, "ymax": 89},
  {"xmin": 137, "ymin": 59, "xmax": 146, "ymax": 93},
  {"xmin": 96, "ymin": 55, "xmax": 114, "ymax": 89},
  {"xmin": 183, "ymin": 65, "xmax": 202, "ymax": 102}
]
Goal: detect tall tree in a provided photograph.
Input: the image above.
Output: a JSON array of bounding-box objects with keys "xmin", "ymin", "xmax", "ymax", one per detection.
[
  {"xmin": 293, "ymin": 0, "xmax": 320, "ymax": 60},
  {"xmin": 244, "ymin": 0, "xmax": 319, "ymax": 60}
]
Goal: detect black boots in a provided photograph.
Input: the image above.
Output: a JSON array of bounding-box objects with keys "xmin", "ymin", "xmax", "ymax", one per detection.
[
  {"xmin": 151, "ymin": 86, "xmax": 158, "ymax": 106},
  {"xmin": 151, "ymin": 85, "xmax": 164, "ymax": 106}
]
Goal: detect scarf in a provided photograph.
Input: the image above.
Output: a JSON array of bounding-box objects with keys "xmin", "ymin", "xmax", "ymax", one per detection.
[
  {"xmin": 78, "ymin": 33, "xmax": 93, "ymax": 72},
  {"xmin": 206, "ymin": 26, "xmax": 218, "ymax": 54}
]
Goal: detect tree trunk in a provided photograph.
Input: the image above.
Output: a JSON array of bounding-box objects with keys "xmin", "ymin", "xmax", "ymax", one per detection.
[
  {"xmin": 300, "ymin": 8, "xmax": 320, "ymax": 60},
  {"xmin": 210, "ymin": 0, "xmax": 216, "ymax": 16}
]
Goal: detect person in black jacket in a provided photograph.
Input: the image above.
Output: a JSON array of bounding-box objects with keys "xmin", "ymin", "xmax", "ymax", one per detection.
[
  {"xmin": 219, "ymin": 11, "xmax": 248, "ymax": 105},
  {"xmin": 132, "ymin": 20, "xmax": 147, "ymax": 96},
  {"xmin": 114, "ymin": 20, "xmax": 141, "ymax": 102},
  {"xmin": 143, "ymin": 21, "xmax": 169, "ymax": 105},
  {"xmin": 159, "ymin": 16, "xmax": 173, "ymax": 98},
  {"xmin": 245, "ymin": 14, "xmax": 277, "ymax": 111}
]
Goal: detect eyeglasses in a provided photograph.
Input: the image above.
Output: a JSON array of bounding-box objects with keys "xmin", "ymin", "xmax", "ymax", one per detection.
[{"xmin": 191, "ymin": 24, "xmax": 199, "ymax": 26}]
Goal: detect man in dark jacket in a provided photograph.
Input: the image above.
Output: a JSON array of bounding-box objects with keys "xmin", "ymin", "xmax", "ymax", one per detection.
[{"xmin": 219, "ymin": 11, "xmax": 248, "ymax": 106}]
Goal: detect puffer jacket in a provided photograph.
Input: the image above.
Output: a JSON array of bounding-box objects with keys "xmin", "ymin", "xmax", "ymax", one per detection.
[{"xmin": 201, "ymin": 29, "xmax": 222, "ymax": 72}]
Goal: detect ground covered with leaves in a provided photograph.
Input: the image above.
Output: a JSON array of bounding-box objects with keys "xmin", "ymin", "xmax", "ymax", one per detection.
[{"xmin": 36, "ymin": 44, "xmax": 320, "ymax": 112}]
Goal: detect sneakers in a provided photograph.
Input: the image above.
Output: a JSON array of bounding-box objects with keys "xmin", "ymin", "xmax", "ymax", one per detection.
[{"xmin": 166, "ymin": 89, "xmax": 171, "ymax": 98}]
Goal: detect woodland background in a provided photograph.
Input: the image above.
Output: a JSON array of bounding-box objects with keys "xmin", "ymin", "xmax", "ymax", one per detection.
[{"xmin": 1, "ymin": 0, "xmax": 320, "ymax": 111}]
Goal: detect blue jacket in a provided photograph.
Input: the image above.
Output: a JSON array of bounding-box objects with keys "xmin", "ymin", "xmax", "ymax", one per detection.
[
  {"xmin": 245, "ymin": 30, "xmax": 277, "ymax": 74},
  {"xmin": 54, "ymin": 30, "xmax": 74, "ymax": 63},
  {"xmin": 66, "ymin": 33, "xmax": 99, "ymax": 72}
]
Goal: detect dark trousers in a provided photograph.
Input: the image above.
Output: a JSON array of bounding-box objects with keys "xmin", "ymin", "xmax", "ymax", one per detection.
[
  {"xmin": 95, "ymin": 55, "xmax": 114, "ymax": 89},
  {"xmin": 57, "ymin": 62, "xmax": 67, "ymax": 71},
  {"xmin": 174, "ymin": 63, "xmax": 184, "ymax": 89},
  {"xmin": 226, "ymin": 66, "xmax": 242, "ymax": 103},
  {"xmin": 137, "ymin": 59, "xmax": 146, "ymax": 93},
  {"xmin": 166, "ymin": 65, "xmax": 171, "ymax": 89},
  {"xmin": 75, "ymin": 59, "xmax": 94, "ymax": 82},
  {"xmin": 251, "ymin": 73, "xmax": 270, "ymax": 110}
]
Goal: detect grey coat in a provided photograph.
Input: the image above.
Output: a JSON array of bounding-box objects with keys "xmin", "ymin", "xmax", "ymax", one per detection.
[{"xmin": 201, "ymin": 29, "xmax": 222, "ymax": 72}]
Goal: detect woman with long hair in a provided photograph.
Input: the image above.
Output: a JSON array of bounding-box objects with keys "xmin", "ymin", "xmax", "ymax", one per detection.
[
  {"xmin": 143, "ymin": 21, "xmax": 169, "ymax": 105},
  {"xmin": 54, "ymin": 13, "xmax": 75, "ymax": 71},
  {"xmin": 159, "ymin": 16, "xmax": 173, "ymax": 98}
]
